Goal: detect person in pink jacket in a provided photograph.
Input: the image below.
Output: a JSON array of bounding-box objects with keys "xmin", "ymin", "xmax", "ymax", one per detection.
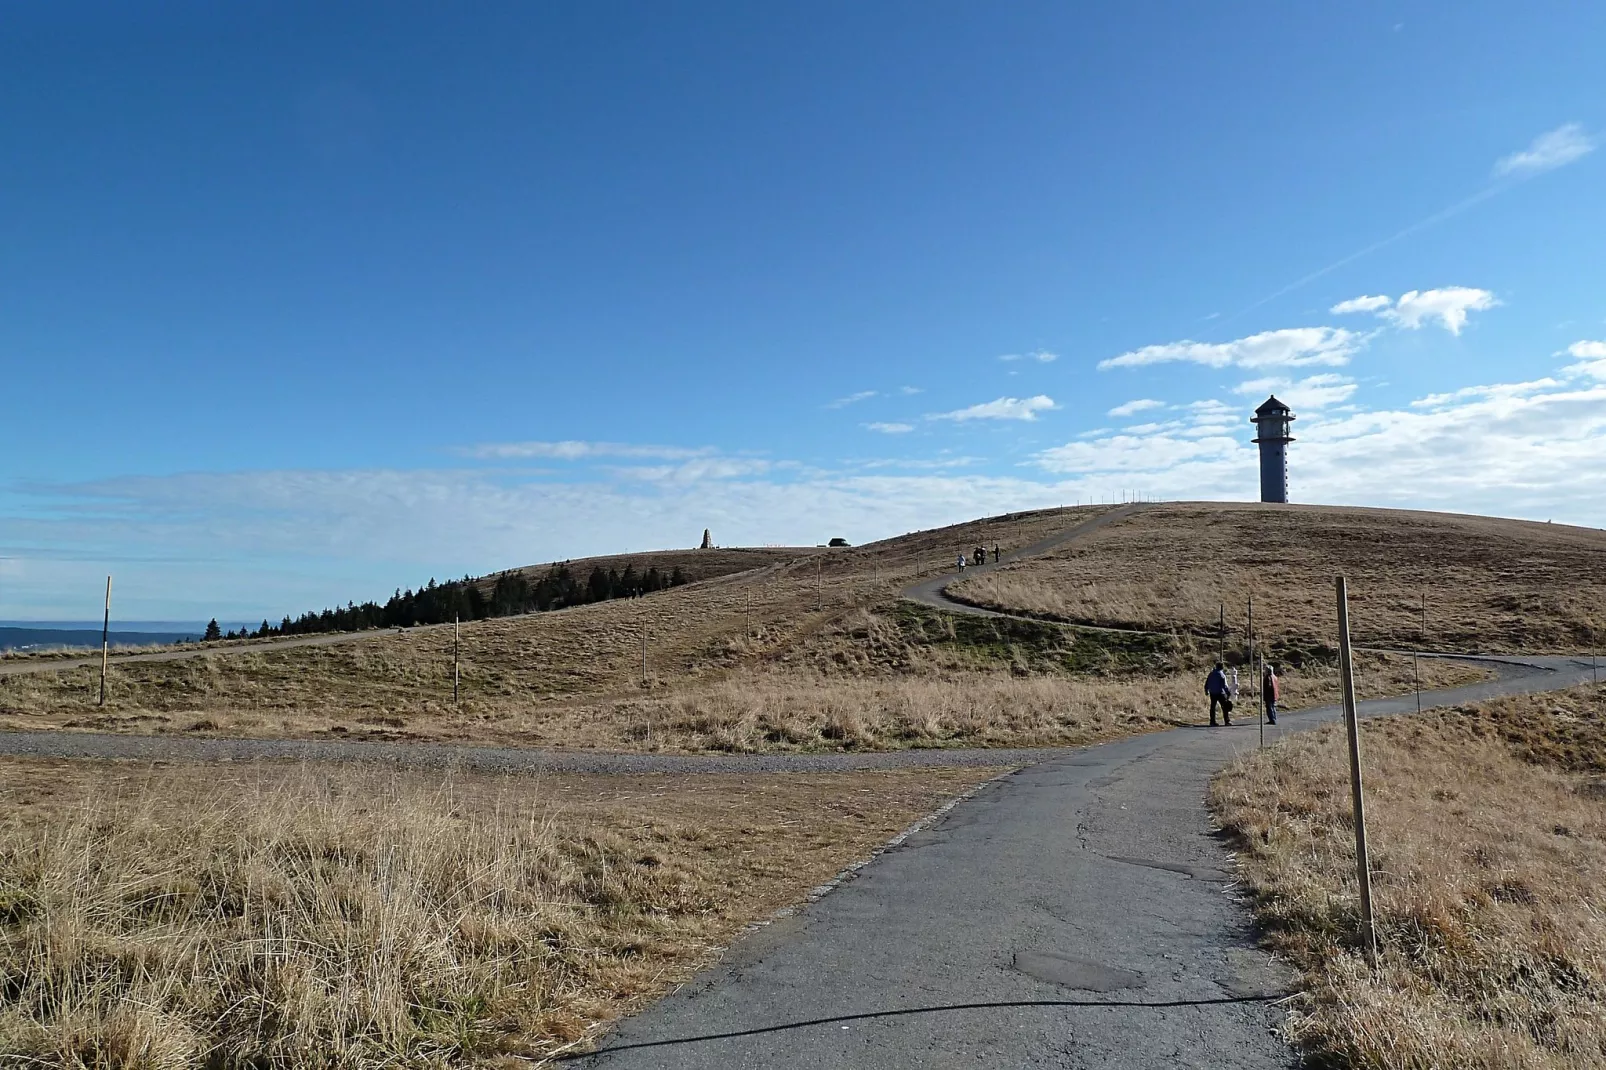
[{"xmin": 1262, "ymin": 663, "xmax": 1280, "ymax": 725}]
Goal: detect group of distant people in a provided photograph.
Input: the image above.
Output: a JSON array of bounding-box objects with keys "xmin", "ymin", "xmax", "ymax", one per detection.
[
  {"xmin": 1203, "ymin": 661, "xmax": 1279, "ymax": 727},
  {"xmin": 955, "ymin": 544, "xmax": 1000, "ymax": 571}
]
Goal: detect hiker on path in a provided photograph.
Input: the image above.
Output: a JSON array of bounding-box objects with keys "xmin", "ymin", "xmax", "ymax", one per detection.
[
  {"xmin": 974, "ymin": 546, "xmax": 986, "ymax": 567},
  {"xmin": 992, "ymin": 543, "xmax": 1000, "ymax": 562},
  {"xmin": 1262, "ymin": 663, "xmax": 1280, "ymax": 725},
  {"xmin": 1228, "ymin": 666, "xmax": 1240, "ymax": 703},
  {"xmin": 957, "ymin": 554, "xmax": 966, "ymax": 573},
  {"xmin": 1205, "ymin": 662, "xmax": 1233, "ymax": 726}
]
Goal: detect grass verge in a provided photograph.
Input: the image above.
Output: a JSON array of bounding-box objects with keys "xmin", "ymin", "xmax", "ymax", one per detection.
[
  {"xmin": 0, "ymin": 758, "xmax": 1000, "ymax": 1067},
  {"xmin": 1210, "ymin": 684, "xmax": 1606, "ymax": 1068}
]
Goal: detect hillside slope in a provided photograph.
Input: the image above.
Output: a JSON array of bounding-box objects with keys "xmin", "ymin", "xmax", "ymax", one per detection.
[{"xmin": 951, "ymin": 502, "xmax": 1606, "ymax": 653}]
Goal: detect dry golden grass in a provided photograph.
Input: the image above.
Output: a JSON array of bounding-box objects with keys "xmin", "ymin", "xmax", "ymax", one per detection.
[
  {"xmin": 953, "ymin": 502, "xmax": 1606, "ymax": 653},
  {"xmin": 0, "ymin": 640, "xmax": 1483, "ymax": 750},
  {"xmin": 0, "ymin": 758, "xmax": 1000, "ymax": 1067},
  {"xmin": 1211, "ymin": 685, "xmax": 1606, "ymax": 1068}
]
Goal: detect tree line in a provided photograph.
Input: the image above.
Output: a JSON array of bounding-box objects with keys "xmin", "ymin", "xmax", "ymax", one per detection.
[{"xmin": 206, "ymin": 561, "xmax": 689, "ymax": 641}]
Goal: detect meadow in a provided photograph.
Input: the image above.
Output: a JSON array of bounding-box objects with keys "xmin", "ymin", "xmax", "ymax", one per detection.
[{"xmin": 1212, "ymin": 684, "xmax": 1606, "ymax": 1068}]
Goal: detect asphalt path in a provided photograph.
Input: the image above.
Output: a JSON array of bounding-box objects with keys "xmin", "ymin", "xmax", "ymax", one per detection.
[{"xmin": 571, "ymin": 653, "xmax": 1597, "ymax": 1069}]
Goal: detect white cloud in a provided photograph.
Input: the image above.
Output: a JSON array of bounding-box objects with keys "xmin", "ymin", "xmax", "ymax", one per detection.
[
  {"xmin": 931, "ymin": 395, "xmax": 1058, "ymax": 422},
  {"xmin": 1493, "ymin": 123, "xmax": 1596, "ymax": 178},
  {"xmin": 1033, "ymin": 351, "xmax": 1606, "ymax": 520},
  {"xmin": 1107, "ymin": 398, "xmax": 1166, "ymax": 417},
  {"xmin": 899, "ymin": 386, "xmax": 924, "ymax": 395},
  {"xmin": 1099, "ymin": 327, "xmax": 1365, "ymax": 370},
  {"xmin": 1384, "ymin": 288, "xmax": 1497, "ymax": 335},
  {"xmin": 1235, "ymin": 373, "xmax": 1357, "ymax": 410},
  {"xmin": 460, "ymin": 440, "xmax": 710, "ymax": 461},
  {"xmin": 826, "ymin": 390, "xmax": 879, "ymax": 409},
  {"xmin": 1331, "ymin": 295, "xmax": 1392, "ymax": 315},
  {"xmin": 998, "ymin": 350, "xmax": 1058, "ymax": 363},
  {"xmin": 865, "ymin": 422, "xmax": 914, "ymax": 434},
  {"xmin": 1330, "ymin": 287, "xmax": 1497, "ymax": 335},
  {"xmin": 1565, "ymin": 340, "xmax": 1606, "ymax": 380},
  {"xmin": 18, "ymin": 344, "xmax": 1606, "ymax": 618}
]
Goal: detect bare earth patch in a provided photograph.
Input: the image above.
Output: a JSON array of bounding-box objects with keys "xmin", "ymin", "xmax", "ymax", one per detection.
[
  {"xmin": 0, "ymin": 758, "xmax": 1001, "ymax": 1067},
  {"xmin": 1210, "ymin": 684, "xmax": 1606, "ymax": 1068}
]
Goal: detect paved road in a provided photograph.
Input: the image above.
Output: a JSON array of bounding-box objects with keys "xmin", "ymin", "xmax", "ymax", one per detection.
[
  {"xmin": 571, "ymin": 654, "xmax": 1597, "ymax": 1068},
  {"xmin": 902, "ymin": 503, "xmax": 1146, "ymax": 619}
]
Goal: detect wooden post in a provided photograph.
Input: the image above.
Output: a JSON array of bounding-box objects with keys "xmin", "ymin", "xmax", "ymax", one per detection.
[
  {"xmin": 816, "ymin": 557, "xmax": 822, "ymax": 610},
  {"xmin": 453, "ymin": 614, "xmax": 460, "ymax": 704},
  {"xmin": 1336, "ymin": 576, "xmax": 1379, "ymax": 966},
  {"xmin": 1218, "ymin": 603, "xmax": 1225, "ymax": 664},
  {"xmin": 641, "ymin": 635, "xmax": 647, "ymax": 685},
  {"xmin": 746, "ymin": 588, "xmax": 752, "ymax": 631},
  {"xmin": 1250, "ymin": 595, "xmax": 1260, "ymax": 748},
  {"xmin": 99, "ymin": 575, "xmax": 111, "ymax": 706}
]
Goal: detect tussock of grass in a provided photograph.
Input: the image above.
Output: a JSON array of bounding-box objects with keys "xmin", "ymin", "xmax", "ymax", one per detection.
[
  {"xmin": 1211, "ymin": 686, "xmax": 1606, "ymax": 1068},
  {"xmin": 0, "ymin": 762, "xmax": 996, "ymax": 1066}
]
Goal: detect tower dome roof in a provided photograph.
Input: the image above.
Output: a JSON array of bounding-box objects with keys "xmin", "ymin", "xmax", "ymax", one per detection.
[{"xmin": 1254, "ymin": 394, "xmax": 1293, "ymax": 416}]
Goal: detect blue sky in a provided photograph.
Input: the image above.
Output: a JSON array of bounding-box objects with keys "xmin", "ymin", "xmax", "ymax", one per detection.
[{"xmin": 5, "ymin": 2, "xmax": 1605, "ymax": 620}]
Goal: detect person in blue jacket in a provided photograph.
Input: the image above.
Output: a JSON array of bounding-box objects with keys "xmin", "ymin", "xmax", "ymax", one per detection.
[{"xmin": 1205, "ymin": 662, "xmax": 1233, "ymax": 726}]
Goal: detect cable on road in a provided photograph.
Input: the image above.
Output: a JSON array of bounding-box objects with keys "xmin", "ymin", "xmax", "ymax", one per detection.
[{"xmin": 556, "ymin": 991, "xmax": 1300, "ymax": 1060}]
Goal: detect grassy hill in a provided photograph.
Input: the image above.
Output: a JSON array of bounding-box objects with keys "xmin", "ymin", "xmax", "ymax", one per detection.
[
  {"xmin": 951, "ymin": 502, "xmax": 1606, "ymax": 654},
  {"xmin": 0, "ymin": 502, "xmax": 1509, "ymax": 750}
]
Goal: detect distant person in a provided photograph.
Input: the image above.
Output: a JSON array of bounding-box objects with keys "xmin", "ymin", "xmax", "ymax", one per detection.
[
  {"xmin": 1228, "ymin": 666, "xmax": 1240, "ymax": 702},
  {"xmin": 974, "ymin": 546, "xmax": 986, "ymax": 567},
  {"xmin": 992, "ymin": 543, "xmax": 1000, "ymax": 563},
  {"xmin": 1262, "ymin": 663, "xmax": 1280, "ymax": 725},
  {"xmin": 1205, "ymin": 662, "xmax": 1233, "ymax": 726},
  {"xmin": 957, "ymin": 554, "xmax": 966, "ymax": 573}
]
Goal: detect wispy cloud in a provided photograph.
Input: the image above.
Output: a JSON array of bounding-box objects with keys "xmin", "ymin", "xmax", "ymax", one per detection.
[
  {"xmin": 899, "ymin": 386, "xmax": 924, "ymax": 395},
  {"xmin": 459, "ymin": 440, "xmax": 711, "ymax": 461},
  {"xmin": 1218, "ymin": 126, "xmax": 1592, "ymax": 328},
  {"xmin": 1107, "ymin": 398, "xmax": 1166, "ymax": 418},
  {"xmin": 825, "ymin": 390, "xmax": 879, "ymax": 409},
  {"xmin": 1494, "ymin": 123, "xmax": 1596, "ymax": 178},
  {"xmin": 1234, "ymin": 373, "xmax": 1357, "ymax": 410},
  {"xmin": 1099, "ymin": 328, "xmax": 1365, "ymax": 370},
  {"xmin": 1331, "ymin": 287, "xmax": 1497, "ymax": 335},
  {"xmin": 997, "ymin": 350, "xmax": 1058, "ymax": 364},
  {"xmin": 931, "ymin": 395, "xmax": 1058, "ymax": 422},
  {"xmin": 1330, "ymin": 295, "xmax": 1392, "ymax": 315},
  {"xmin": 865, "ymin": 422, "xmax": 915, "ymax": 434}
]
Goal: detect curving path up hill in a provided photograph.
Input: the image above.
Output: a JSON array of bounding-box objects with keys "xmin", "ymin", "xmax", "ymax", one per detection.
[{"xmin": 901, "ymin": 503, "xmax": 1147, "ymax": 618}]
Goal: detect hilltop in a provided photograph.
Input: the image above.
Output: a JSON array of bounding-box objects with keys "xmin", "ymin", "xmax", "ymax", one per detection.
[{"xmin": 950, "ymin": 502, "xmax": 1606, "ymax": 654}]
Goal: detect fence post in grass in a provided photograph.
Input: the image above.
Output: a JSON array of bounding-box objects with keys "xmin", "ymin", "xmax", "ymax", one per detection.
[
  {"xmin": 453, "ymin": 614, "xmax": 460, "ymax": 705},
  {"xmin": 641, "ymin": 634, "xmax": 648, "ymax": 685},
  {"xmin": 99, "ymin": 575, "xmax": 112, "ymax": 706},
  {"xmin": 1250, "ymin": 595, "xmax": 1261, "ymax": 748},
  {"xmin": 1336, "ymin": 576, "xmax": 1379, "ymax": 967},
  {"xmin": 1218, "ymin": 603, "xmax": 1225, "ymax": 665},
  {"xmin": 816, "ymin": 556, "xmax": 822, "ymax": 611}
]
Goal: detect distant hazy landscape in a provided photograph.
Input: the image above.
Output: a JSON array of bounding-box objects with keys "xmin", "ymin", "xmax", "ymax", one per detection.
[{"xmin": 0, "ymin": 622, "xmax": 237, "ymax": 652}]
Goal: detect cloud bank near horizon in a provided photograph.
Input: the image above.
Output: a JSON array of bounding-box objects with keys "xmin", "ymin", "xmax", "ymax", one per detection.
[{"xmin": 8, "ymin": 338, "xmax": 1606, "ymax": 618}]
